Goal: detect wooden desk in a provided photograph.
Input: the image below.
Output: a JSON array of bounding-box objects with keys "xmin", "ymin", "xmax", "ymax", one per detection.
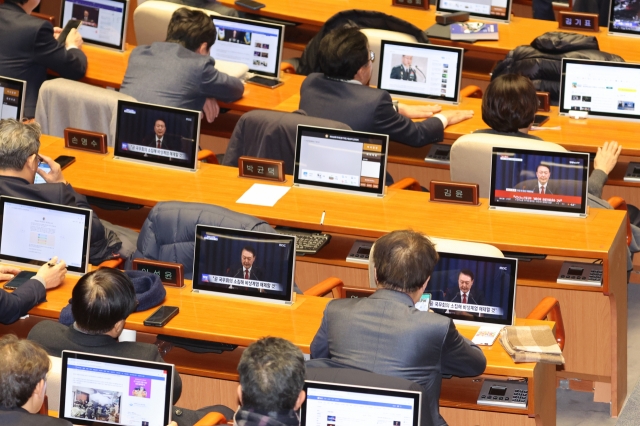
[{"xmin": 78, "ymin": 44, "xmax": 133, "ymax": 89}]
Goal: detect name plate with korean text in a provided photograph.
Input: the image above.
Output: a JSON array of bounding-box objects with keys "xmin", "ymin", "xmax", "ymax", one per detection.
[
  {"xmin": 558, "ymin": 12, "xmax": 598, "ymax": 32},
  {"xmin": 430, "ymin": 181, "xmax": 480, "ymax": 205},
  {"xmin": 238, "ymin": 156, "xmax": 286, "ymax": 182},
  {"xmin": 64, "ymin": 128, "xmax": 108, "ymax": 153},
  {"xmin": 132, "ymin": 259, "xmax": 185, "ymax": 288}
]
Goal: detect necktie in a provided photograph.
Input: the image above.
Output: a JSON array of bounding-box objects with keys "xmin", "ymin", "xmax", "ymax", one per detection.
[
  {"xmin": 244, "ymin": 269, "xmax": 249, "ymax": 279},
  {"xmin": 541, "ymin": 186, "xmax": 545, "ymax": 194},
  {"xmin": 462, "ymin": 293, "xmax": 467, "ymax": 304},
  {"xmin": 157, "ymin": 139, "xmax": 162, "ymax": 149}
]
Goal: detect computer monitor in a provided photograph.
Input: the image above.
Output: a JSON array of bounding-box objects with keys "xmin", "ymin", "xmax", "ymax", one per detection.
[
  {"xmin": 301, "ymin": 381, "xmax": 421, "ymax": 426},
  {"xmin": 377, "ymin": 40, "xmax": 464, "ymax": 105},
  {"xmin": 210, "ymin": 15, "xmax": 284, "ymax": 79},
  {"xmin": 114, "ymin": 100, "xmax": 201, "ymax": 171},
  {"xmin": 0, "ymin": 196, "xmax": 92, "ymax": 275},
  {"xmin": 437, "ymin": 0, "xmax": 513, "ymax": 22},
  {"xmin": 60, "ymin": 0, "xmax": 129, "ymax": 51},
  {"xmin": 426, "ymin": 251, "xmax": 517, "ymax": 327},
  {"xmin": 489, "ymin": 147, "xmax": 590, "ymax": 217},
  {"xmin": 609, "ymin": 0, "xmax": 639, "ymax": 36},
  {"xmin": 559, "ymin": 58, "xmax": 640, "ymax": 121},
  {"xmin": 0, "ymin": 75, "xmax": 26, "ymax": 121},
  {"xmin": 60, "ymin": 351, "xmax": 174, "ymax": 426},
  {"xmin": 293, "ymin": 125, "xmax": 389, "ymax": 197},
  {"xmin": 192, "ymin": 225, "xmax": 296, "ymax": 304}
]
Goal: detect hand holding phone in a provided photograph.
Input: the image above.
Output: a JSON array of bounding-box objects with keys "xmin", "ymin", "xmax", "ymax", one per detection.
[
  {"xmin": 415, "ymin": 293, "xmax": 432, "ymax": 312},
  {"xmin": 4, "ymin": 271, "xmax": 37, "ymax": 290},
  {"xmin": 36, "ymin": 154, "xmax": 67, "ymax": 184},
  {"xmin": 58, "ymin": 19, "xmax": 82, "ymax": 45},
  {"xmin": 0, "ymin": 265, "xmax": 22, "ymax": 282}
]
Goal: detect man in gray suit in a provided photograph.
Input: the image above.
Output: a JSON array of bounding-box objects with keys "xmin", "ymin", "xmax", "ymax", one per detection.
[{"xmin": 310, "ymin": 229, "xmax": 486, "ymax": 426}]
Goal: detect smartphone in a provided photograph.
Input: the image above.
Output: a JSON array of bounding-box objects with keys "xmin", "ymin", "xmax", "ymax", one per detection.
[
  {"xmin": 235, "ymin": 0, "xmax": 266, "ymax": 10},
  {"xmin": 4, "ymin": 271, "xmax": 37, "ymax": 290},
  {"xmin": 246, "ymin": 75, "xmax": 283, "ymax": 89},
  {"xmin": 415, "ymin": 293, "xmax": 432, "ymax": 312},
  {"xmin": 58, "ymin": 19, "xmax": 82, "ymax": 45},
  {"xmin": 55, "ymin": 155, "xmax": 76, "ymax": 169},
  {"xmin": 34, "ymin": 163, "xmax": 51, "ymax": 184},
  {"xmin": 143, "ymin": 306, "xmax": 179, "ymax": 327},
  {"xmin": 533, "ymin": 114, "xmax": 550, "ymax": 127}
]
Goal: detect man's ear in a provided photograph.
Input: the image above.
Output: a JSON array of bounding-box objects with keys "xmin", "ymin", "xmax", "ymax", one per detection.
[
  {"xmin": 196, "ymin": 42, "xmax": 210, "ymax": 56},
  {"xmin": 293, "ymin": 390, "xmax": 306, "ymax": 410},
  {"xmin": 237, "ymin": 384, "xmax": 243, "ymax": 406}
]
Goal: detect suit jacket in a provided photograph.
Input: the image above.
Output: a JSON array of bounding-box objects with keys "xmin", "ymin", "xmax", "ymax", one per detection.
[
  {"xmin": 0, "ymin": 407, "xmax": 71, "ymax": 426},
  {"xmin": 144, "ymin": 133, "xmax": 181, "ymax": 151},
  {"xmin": 310, "ymin": 289, "xmax": 486, "ymax": 426},
  {"xmin": 390, "ymin": 65, "xmax": 417, "ymax": 81},
  {"xmin": 0, "ymin": 279, "xmax": 45, "ymax": 324},
  {"xmin": 299, "ymin": 73, "xmax": 444, "ymax": 147},
  {"xmin": 0, "ymin": 2, "xmax": 87, "ymax": 118},
  {"xmin": 27, "ymin": 320, "xmax": 182, "ymax": 404},
  {"xmin": 120, "ymin": 42, "xmax": 244, "ymax": 112},
  {"xmin": 516, "ymin": 179, "xmax": 561, "ymax": 195},
  {"xmin": 448, "ymin": 290, "xmax": 487, "ymax": 306},
  {"xmin": 229, "ymin": 265, "xmax": 265, "ymax": 281}
]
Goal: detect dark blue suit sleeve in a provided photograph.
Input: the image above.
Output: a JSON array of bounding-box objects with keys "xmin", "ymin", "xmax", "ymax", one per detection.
[
  {"xmin": 440, "ymin": 321, "xmax": 487, "ymax": 377},
  {"xmin": 0, "ymin": 279, "xmax": 46, "ymax": 324},
  {"xmin": 33, "ymin": 21, "xmax": 87, "ymax": 80},
  {"xmin": 201, "ymin": 59, "xmax": 244, "ymax": 103},
  {"xmin": 310, "ymin": 307, "xmax": 330, "ymax": 359}
]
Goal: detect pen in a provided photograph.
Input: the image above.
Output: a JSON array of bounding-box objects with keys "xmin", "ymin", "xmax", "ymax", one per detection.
[{"xmin": 320, "ymin": 210, "xmax": 326, "ymax": 225}]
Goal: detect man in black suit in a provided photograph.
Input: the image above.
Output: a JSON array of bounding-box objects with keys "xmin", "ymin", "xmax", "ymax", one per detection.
[
  {"xmin": 230, "ymin": 246, "xmax": 265, "ymax": 281},
  {"xmin": 517, "ymin": 164, "xmax": 561, "ymax": 194},
  {"xmin": 0, "ymin": 0, "xmax": 87, "ymax": 118},
  {"xmin": 390, "ymin": 55, "xmax": 417, "ymax": 81},
  {"xmin": 143, "ymin": 119, "xmax": 180, "ymax": 152},
  {"xmin": 448, "ymin": 269, "xmax": 487, "ymax": 307}
]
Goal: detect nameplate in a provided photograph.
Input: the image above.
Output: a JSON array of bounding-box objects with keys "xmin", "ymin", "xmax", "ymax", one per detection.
[
  {"xmin": 64, "ymin": 128, "xmax": 108, "ymax": 153},
  {"xmin": 536, "ymin": 92, "xmax": 550, "ymax": 112},
  {"xmin": 558, "ymin": 11, "xmax": 599, "ymax": 32},
  {"xmin": 392, "ymin": 0, "xmax": 429, "ymax": 10},
  {"xmin": 238, "ymin": 156, "xmax": 286, "ymax": 182},
  {"xmin": 430, "ymin": 181, "xmax": 480, "ymax": 205},
  {"xmin": 132, "ymin": 259, "xmax": 185, "ymax": 288}
]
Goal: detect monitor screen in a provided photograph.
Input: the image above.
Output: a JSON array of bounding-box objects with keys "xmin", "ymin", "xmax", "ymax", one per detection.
[
  {"xmin": 301, "ymin": 381, "xmax": 421, "ymax": 426},
  {"xmin": 559, "ymin": 58, "xmax": 640, "ymax": 121},
  {"xmin": 192, "ymin": 225, "xmax": 296, "ymax": 304},
  {"xmin": 489, "ymin": 147, "xmax": 589, "ymax": 216},
  {"xmin": 377, "ymin": 40, "xmax": 463, "ymax": 104},
  {"xmin": 210, "ymin": 15, "xmax": 284, "ymax": 78},
  {"xmin": 426, "ymin": 252, "xmax": 517, "ymax": 327},
  {"xmin": 60, "ymin": 0, "xmax": 128, "ymax": 51},
  {"xmin": 437, "ymin": 0, "xmax": 512, "ymax": 22},
  {"xmin": 0, "ymin": 76, "xmax": 26, "ymax": 120},
  {"xmin": 114, "ymin": 100, "xmax": 200, "ymax": 171},
  {"xmin": 60, "ymin": 351, "xmax": 174, "ymax": 426},
  {"xmin": 609, "ymin": 0, "xmax": 638, "ymax": 34},
  {"xmin": 0, "ymin": 196, "xmax": 91, "ymax": 274},
  {"xmin": 294, "ymin": 125, "xmax": 389, "ymax": 197}
]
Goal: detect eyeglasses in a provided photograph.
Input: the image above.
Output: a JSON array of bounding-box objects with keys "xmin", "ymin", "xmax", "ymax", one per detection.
[{"xmin": 369, "ymin": 50, "xmax": 375, "ymax": 63}]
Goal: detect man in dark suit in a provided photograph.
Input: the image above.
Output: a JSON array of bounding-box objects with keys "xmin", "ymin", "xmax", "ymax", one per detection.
[
  {"xmin": 142, "ymin": 119, "xmax": 183, "ymax": 155},
  {"xmin": 299, "ymin": 26, "xmax": 473, "ymax": 148},
  {"xmin": 310, "ymin": 230, "xmax": 486, "ymax": 426},
  {"xmin": 0, "ymin": 0, "xmax": 87, "ymax": 118},
  {"xmin": 516, "ymin": 164, "xmax": 561, "ymax": 194},
  {"xmin": 390, "ymin": 55, "xmax": 417, "ymax": 81},
  {"xmin": 229, "ymin": 246, "xmax": 265, "ymax": 281},
  {"xmin": 448, "ymin": 269, "xmax": 487, "ymax": 306}
]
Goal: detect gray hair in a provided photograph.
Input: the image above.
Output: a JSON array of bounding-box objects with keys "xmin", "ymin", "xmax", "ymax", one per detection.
[
  {"xmin": 238, "ymin": 337, "xmax": 305, "ymax": 412},
  {"xmin": 0, "ymin": 119, "xmax": 41, "ymax": 171}
]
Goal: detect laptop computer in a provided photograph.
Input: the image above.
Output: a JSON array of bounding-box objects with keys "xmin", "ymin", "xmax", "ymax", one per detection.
[
  {"xmin": 436, "ymin": 0, "xmax": 513, "ymax": 22},
  {"xmin": 59, "ymin": 350, "xmax": 174, "ymax": 426},
  {"xmin": 0, "ymin": 75, "xmax": 26, "ymax": 121},
  {"xmin": 0, "ymin": 196, "xmax": 92, "ymax": 274},
  {"xmin": 60, "ymin": 0, "xmax": 129, "ymax": 51}
]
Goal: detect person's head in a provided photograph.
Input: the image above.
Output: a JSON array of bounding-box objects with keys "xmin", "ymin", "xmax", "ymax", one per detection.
[
  {"xmin": 0, "ymin": 118, "xmax": 42, "ymax": 182},
  {"xmin": 237, "ymin": 337, "xmax": 306, "ymax": 412},
  {"xmin": 154, "ymin": 119, "xmax": 166, "ymax": 137},
  {"xmin": 536, "ymin": 164, "xmax": 551, "ymax": 184},
  {"xmin": 0, "ymin": 335, "xmax": 50, "ymax": 413},
  {"xmin": 232, "ymin": 30, "xmax": 237, "ymax": 37},
  {"xmin": 84, "ymin": 10, "xmax": 89, "ymax": 18},
  {"xmin": 373, "ymin": 230, "xmax": 439, "ymax": 297},
  {"xmin": 318, "ymin": 26, "xmax": 372, "ymax": 83},
  {"xmin": 241, "ymin": 246, "xmax": 256, "ymax": 269},
  {"xmin": 6, "ymin": 0, "xmax": 40, "ymax": 13},
  {"xmin": 402, "ymin": 55, "xmax": 413, "ymax": 67},
  {"xmin": 71, "ymin": 268, "xmax": 137, "ymax": 336},
  {"xmin": 482, "ymin": 74, "xmax": 538, "ymax": 133},
  {"xmin": 166, "ymin": 8, "xmax": 216, "ymax": 54},
  {"xmin": 458, "ymin": 269, "xmax": 475, "ymax": 293}
]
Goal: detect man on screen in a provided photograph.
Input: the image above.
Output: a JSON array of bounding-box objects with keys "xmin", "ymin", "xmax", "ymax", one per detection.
[
  {"xmin": 448, "ymin": 269, "xmax": 487, "ymax": 306},
  {"xmin": 229, "ymin": 246, "xmax": 264, "ymax": 281},
  {"xmin": 390, "ymin": 55, "xmax": 417, "ymax": 81},
  {"xmin": 143, "ymin": 119, "xmax": 180, "ymax": 151},
  {"xmin": 516, "ymin": 164, "xmax": 560, "ymax": 195}
]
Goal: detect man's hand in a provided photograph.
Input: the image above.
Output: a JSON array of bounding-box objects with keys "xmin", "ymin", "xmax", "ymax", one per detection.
[
  {"xmin": 398, "ymin": 103, "xmax": 442, "ymax": 119},
  {"xmin": 0, "ymin": 265, "xmax": 21, "ymax": 282},
  {"xmin": 439, "ymin": 109, "xmax": 474, "ymax": 127},
  {"xmin": 36, "ymin": 154, "xmax": 67, "ymax": 184},
  {"xmin": 594, "ymin": 141, "xmax": 622, "ymax": 176},
  {"xmin": 66, "ymin": 28, "xmax": 84, "ymax": 49},
  {"xmin": 203, "ymin": 98, "xmax": 220, "ymax": 123},
  {"xmin": 35, "ymin": 256, "xmax": 67, "ymax": 290},
  {"xmin": 53, "ymin": 27, "xmax": 63, "ymax": 40}
]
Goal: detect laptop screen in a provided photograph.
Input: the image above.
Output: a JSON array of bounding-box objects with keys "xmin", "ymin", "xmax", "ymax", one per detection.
[
  {"xmin": 301, "ymin": 381, "xmax": 421, "ymax": 426},
  {"xmin": 610, "ymin": 0, "xmax": 637, "ymax": 34},
  {"xmin": 114, "ymin": 100, "xmax": 200, "ymax": 171},
  {"xmin": 294, "ymin": 125, "xmax": 389, "ymax": 197},
  {"xmin": 489, "ymin": 147, "xmax": 589, "ymax": 217},
  {"xmin": 210, "ymin": 15, "xmax": 284, "ymax": 79},
  {"xmin": 559, "ymin": 58, "xmax": 640, "ymax": 121},
  {"xmin": 60, "ymin": 0, "xmax": 129, "ymax": 51},
  {"xmin": 377, "ymin": 40, "xmax": 464, "ymax": 105},
  {"xmin": 60, "ymin": 351, "xmax": 174, "ymax": 426},
  {"xmin": 426, "ymin": 252, "xmax": 517, "ymax": 327},
  {"xmin": 437, "ymin": 0, "xmax": 512, "ymax": 22},
  {"xmin": 192, "ymin": 225, "xmax": 296, "ymax": 304},
  {"xmin": 0, "ymin": 196, "xmax": 91, "ymax": 274},
  {"xmin": 0, "ymin": 76, "xmax": 26, "ymax": 121}
]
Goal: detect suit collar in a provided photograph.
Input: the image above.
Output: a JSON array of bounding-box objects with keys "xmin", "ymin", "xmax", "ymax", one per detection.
[
  {"xmin": 1, "ymin": 2, "xmax": 26, "ymax": 14},
  {"xmin": 67, "ymin": 324, "xmax": 119, "ymax": 347},
  {"xmin": 0, "ymin": 175, "xmax": 30, "ymax": 185},
  {"xmin": 370, "ymin": 288, "xmax": 415, "ymax": 307}
]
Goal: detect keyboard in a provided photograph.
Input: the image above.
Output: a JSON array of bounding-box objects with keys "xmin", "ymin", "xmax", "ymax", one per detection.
[{"xmin": 275, "ymin": 228, "xmax": 331, "ymax": 255}]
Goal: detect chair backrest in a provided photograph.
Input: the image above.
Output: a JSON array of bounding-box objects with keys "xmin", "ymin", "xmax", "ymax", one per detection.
[
  {"xmin": 450, "ymin": 133, "xmax": 568, "ymax": 199},
  {"xmin": 35, "ymin": 79, "xmax": 136, "ymax": 147},
  {"xmin": 46, "ymin": 355, "xmax": 62, "ymax": 412},
  {"xmin": 222, "ymin": 110, "xmax": 351, "ymax": 174},
  {"xmin": 360, "ymin": 28, "xmax": 417, "ymax": 87},
  {"xmin": 134, "ymin": 1, "xmax": 218, "ymax": 45}
]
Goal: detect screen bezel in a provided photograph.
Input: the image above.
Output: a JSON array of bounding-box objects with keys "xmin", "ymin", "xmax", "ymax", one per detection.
[
  {"xmin": 210, "ymin": 14, "xmax": 284, "ymax": 79},
  {"xmin": 59, "ymin": 350, "xmax": 174, "ymax": 426},
  {"xmin": 559, "ymin": 58, "xmax": 640, "ymax": 121},
  {"xmin": 301, "ymin": 380, "xmax": 421, "ymax": 426},
  {"xmin": 429, "ymin": 251, "xmax": 518, "ymax": 327},
  {"xmin": 377, "ymin": 40, "xmax": 464, "ymax": 105},
  {"xmin": 0, "ymin": 75, "xmax": 26, "ymax": 121},
  {"xmin": 0, "ymin": 195, "xmax": 91, "ymax": 274},
  {"xmin": 436, "ymin": 0, "xmax": 513, "ymax": 22},
  {"xmin": 60, "ymin": 0, "xmax": 129, "ymax": 51},
  {"xmin": 114, "ymin": 100, "xmax": 201, "ymax": 172},
  {"xmin": 192, "ymin": 225, "xmax": 296, "ymax": 304},
  {"xmin": 293, "ymin": 125, "xmax": 389, "ymax": 197},
  {"xmin": 489, "ymin": 146, "xmax": 590, "ymax": 216}
]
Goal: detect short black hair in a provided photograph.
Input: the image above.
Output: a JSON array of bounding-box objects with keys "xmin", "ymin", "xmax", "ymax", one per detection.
[
  {"xmin": 72, "ymin": 268, "xmax": 137, "ymax": 334},
  {"xmin": 238, "ymin": 337, "xmax": 305, "ymax": 412},
  {"xmin": 166, "ymin": 8, "xmax": 217, "ymax": 52},
  {"xmin": 482, "ymin": 74, "xmax": 538, "ymax": 133},
  {"xmin": 537, "ymin": 163, "xmax": 551, "ymax": 173},
  {"xmin": 373, "ymin": 230, "xmax": 439, "ymax": 293},
  {"xmin": 459, "ymin": 269, "xmax": 474, "ymax": 281},
  {"xmin": 4, "ymin": 0, "xmax": 29, "ymax": 4},
  {"xmin": 241, "ymin": 246, "xmax": 256, "ymax": 257},
  {"xmin": 0, "ymin": 335, "xmax": 50, "ymax": 409},
  {"xmin": 318, "ymin": 26, "xmax": 369, "ymax": 80}
]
